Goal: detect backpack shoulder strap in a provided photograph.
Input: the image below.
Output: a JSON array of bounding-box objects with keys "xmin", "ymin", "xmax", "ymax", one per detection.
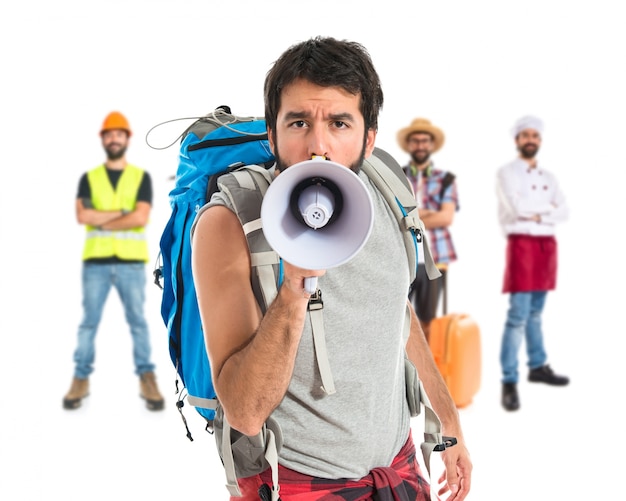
[
  {"xmin": 441, "ymin": 171, "xmax": 456, "ymax": 191},
  {"xmin": 439, "ymin": 171, "xmax": 456, "ymax": 204},
  {"xmin": 403, "ymin": 304, "xmax": 455, "ymax": 501},
  {"xmin": 216, "ymin": 164, "xmax": 281, "ymax": 310},
  {"xmin": 220, "ymin": 164, "xmax": 336, "ymax": 395},
  {"xmin": 211, "ymin": 164, "xmax": 282, "ymax": 501},
  {"xmin": 212, "ymin": 163, "xmax": 333, "ymax": 500},
  {"xmin": 362, "ymin": 148, "xmax": 441, "ymax": 281}
]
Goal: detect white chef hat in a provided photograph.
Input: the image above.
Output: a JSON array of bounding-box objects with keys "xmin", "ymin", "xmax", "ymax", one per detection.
[{"xmin": 511, "ymin": 115, "xmax": 544, "ymax": 138}]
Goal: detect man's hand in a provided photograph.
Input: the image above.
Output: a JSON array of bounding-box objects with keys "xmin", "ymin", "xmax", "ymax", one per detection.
[{"xmin": 436, "ymin": 440, "xmax": 472, "ymax": 500}]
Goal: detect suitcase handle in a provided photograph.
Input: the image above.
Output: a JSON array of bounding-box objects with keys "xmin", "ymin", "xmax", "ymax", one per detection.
[{"xmin": 442, "ymin": 267, "xmax": 448, "ymax": 316}]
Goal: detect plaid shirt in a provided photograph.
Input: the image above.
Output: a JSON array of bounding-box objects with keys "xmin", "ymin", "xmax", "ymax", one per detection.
[
  {"xmin": 237, "ymin": 431, "xmax": 430, "ymax": 500},
  {"xmin": 404, "ymin": 163, "xmax": 459, "ymax": 265}
]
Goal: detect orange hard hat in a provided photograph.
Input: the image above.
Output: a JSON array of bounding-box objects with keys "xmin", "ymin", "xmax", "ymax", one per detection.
[{"xmin": 100, "ymin": 111, "xmax": 132, "ymax": 137}]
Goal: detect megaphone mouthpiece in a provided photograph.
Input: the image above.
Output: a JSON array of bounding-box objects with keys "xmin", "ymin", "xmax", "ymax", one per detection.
[{"xmin": 298, "ymin": 183, "xmax": 335, "ymax": 229}]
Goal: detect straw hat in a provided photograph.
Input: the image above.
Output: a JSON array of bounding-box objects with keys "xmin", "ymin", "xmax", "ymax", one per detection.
[{"xmin": 396, "ymin": 118, "xmax": 445, "ymax": 153}]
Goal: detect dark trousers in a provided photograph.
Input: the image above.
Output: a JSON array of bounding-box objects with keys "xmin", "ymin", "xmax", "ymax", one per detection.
[{"xmin": 409, "ymin": 264, "xmax": 446, "ymax": 339}]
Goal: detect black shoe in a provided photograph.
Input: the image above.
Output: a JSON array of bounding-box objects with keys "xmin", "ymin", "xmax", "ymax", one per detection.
[
  {"xmin": 528, "ymin": 365, "xmax": 569, "ymax": 386},
  {"xmin": 501, "ymin": 383, "xmax": 520, "ymax": 411}
]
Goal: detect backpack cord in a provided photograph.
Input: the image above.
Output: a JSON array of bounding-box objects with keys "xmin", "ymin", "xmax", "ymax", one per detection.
[
  {"xmin": 173, "ymin": 372, "xmax": 194, "ymax": 442},
  {"xmin": 145, "ymin": 108, "xmax": 268, "ymax": 151},
  {"xmin": 175, "ymin": 397, "xmax": 194, "ymax": 442},
  {"xmin": 144, "ymin": 116, "xmax": 207, "ymax": 150}
]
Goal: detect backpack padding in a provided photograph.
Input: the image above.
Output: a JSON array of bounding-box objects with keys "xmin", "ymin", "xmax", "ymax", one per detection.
[
  {"xmin": 363, "ymin": 149, "xmax": 441, "ymax": 282},
  {"xmin": 216, "ymin": 165, "xmax": 336, "ymax": 395},
  {"xmin": 216, "ymin": 165, "xmax": 281, "ymax": 311}
]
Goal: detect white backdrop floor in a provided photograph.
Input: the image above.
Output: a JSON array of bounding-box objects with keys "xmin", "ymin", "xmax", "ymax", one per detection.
[{"xmin": 2, "ymin": 268, "xmax": 619, "ymax": 501}]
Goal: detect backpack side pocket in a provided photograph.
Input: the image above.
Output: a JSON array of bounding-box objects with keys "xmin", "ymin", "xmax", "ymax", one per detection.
[{"xmin": 405, "ymin": 357, "xmax": 422, "ymax": 417}]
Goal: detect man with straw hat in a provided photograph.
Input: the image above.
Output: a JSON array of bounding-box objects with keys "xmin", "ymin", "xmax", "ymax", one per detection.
[{"xmin": 397, "ymin": 118, "xmax": 459, "ymax": 342}]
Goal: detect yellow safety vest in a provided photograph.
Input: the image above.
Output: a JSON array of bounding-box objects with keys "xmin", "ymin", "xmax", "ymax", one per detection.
[{"xmin": 82, "ymin": 164, "xmax": 149, "ymax": 262}]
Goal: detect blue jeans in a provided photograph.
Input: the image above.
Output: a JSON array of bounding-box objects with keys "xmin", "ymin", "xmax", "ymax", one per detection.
[
  {"xmin": 500, "ymin": 291, "xmax": 548, "ymax": 384},
  {"xmin": 72, "ymin": 263, "xmax": 155, "ymax": 379}
]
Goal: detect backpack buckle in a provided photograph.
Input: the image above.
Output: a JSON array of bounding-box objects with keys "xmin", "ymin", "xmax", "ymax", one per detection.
[
  {"xmin": 433, "ymin": 436, "xmax": 457, "ymax": 451},
  {"xmin": 307, "ymin": 289, "xmax": 323, "ymax": 310}
]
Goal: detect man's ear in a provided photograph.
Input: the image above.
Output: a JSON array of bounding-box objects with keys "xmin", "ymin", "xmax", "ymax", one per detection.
[
  {"xmin": 267, "ymin": 127, "xmax": 276, "ymax": 155},
  {"xmin": 364, "ymin": 128, "xmax": 377, "ymax": 158}
]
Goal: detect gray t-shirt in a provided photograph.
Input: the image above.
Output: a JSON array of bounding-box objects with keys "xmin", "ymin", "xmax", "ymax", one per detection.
[{"xmin": 195, "ymin": 169, "xmax": 412, "ymax": 480}]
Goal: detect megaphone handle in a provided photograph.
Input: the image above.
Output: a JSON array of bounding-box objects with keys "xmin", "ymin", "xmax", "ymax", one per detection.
[{"xmin": 304, "ymin": 277, "xmax": 318, "ymax": 295}]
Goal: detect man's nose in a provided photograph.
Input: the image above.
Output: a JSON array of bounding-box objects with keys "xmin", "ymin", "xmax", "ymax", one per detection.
[{"xmin": 307, "ymin": 128, "xmax": 329, "ymax": 160}]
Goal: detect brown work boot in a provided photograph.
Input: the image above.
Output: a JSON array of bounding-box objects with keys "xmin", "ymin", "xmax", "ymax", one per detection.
[
  {"xmin": 139, "ymin": 372, "xmax": 165, "ymax": 411},
  {"xmin": 63, "ymin": 377, "xmax": 89, "ymax": 410}
]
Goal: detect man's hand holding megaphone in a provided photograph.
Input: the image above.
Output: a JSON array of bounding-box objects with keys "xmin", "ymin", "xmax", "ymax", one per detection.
[
  {"xmin": 280, "ymin": 261, "xmax": 327, "ymax": 299},
  {"xmin": 261, "ymin": 157, "xmax": 374, "ymax": 295}
]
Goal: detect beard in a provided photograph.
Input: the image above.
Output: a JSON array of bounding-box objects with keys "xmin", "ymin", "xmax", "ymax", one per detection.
[
  {"xmin": 410, "ymin": 150, "xmax": 431, "ymax": 165},
  {"xmin": 519, "ymin": 143, "xmax": 539, "ymax": 159},
  {"xmin": 273, "ymin": 136, "xmax": 368, "ymax": 174},
  {"xmin": 105, "ymin": 144, "xmax": 127, "ymax": 161}
]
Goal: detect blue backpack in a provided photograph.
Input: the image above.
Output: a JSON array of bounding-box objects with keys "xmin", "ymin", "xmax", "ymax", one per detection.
[{"xmin": 153, "ymin": 106, "xmax": 275, "ymax": 437}]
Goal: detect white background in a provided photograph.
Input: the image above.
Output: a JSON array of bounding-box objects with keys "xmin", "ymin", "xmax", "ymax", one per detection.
[{"xmin": 1, "ymin": 1, "xmax": 624, "ymax": 499}]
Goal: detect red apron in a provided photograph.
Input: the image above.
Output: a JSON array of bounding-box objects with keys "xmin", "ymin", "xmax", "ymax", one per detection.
[{"xmin": 502, "ymin": 234, "xmax": 557, "ymax": 293}]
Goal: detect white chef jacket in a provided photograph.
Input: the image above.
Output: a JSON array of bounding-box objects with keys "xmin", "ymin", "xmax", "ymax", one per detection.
[{"xmin": 496, "ymin": 158, "xmax": 569, "ymax": 237}]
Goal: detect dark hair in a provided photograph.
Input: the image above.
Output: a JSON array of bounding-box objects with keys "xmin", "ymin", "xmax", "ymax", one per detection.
[{"xmin": 264, "ymin": 36, "xmax": 384, "ymax": 133}]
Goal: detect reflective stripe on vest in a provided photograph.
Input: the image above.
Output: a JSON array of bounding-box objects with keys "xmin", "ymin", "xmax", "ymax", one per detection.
[{"xmin": 82, "ymin": 164, "xmax": 149, "ymax": 262}]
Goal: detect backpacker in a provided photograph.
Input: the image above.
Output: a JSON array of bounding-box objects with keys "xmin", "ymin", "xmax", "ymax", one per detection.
[{"xmin": 151, "ymin": 106, "xmax": 448, "ymax": 500}]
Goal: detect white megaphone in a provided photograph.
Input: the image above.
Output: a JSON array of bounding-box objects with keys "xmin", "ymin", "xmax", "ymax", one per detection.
[{"xmin": 261, "ymin": 157, "xmax": 374, "ymax": 294}]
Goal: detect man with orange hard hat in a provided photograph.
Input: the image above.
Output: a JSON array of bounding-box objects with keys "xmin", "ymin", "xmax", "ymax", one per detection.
[{"xmin": 63, "ymin": 111, "xmax": 164, "ymax": 411}]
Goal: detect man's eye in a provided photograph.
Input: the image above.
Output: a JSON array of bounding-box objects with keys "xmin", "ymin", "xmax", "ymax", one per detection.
[
  {"xmin": 292, "ymin": 120, "xmax": 306, "ymax": 128},
  {"xmin": 333, "ymin": 121, "xmax": 347, "ymax": 129}
]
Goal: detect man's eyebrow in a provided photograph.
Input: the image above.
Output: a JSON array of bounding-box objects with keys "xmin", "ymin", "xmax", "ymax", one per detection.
[
  {"xmin": 283, "ymin": 111, "xmax": 309, "ymax": 121},
  {"xmin": 327, "ymin": 112, "xmax": 355, "ymax": 122},
  {"xmin": 282, "ymin": 111, "xmax": 356, "ymax": 122}
]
